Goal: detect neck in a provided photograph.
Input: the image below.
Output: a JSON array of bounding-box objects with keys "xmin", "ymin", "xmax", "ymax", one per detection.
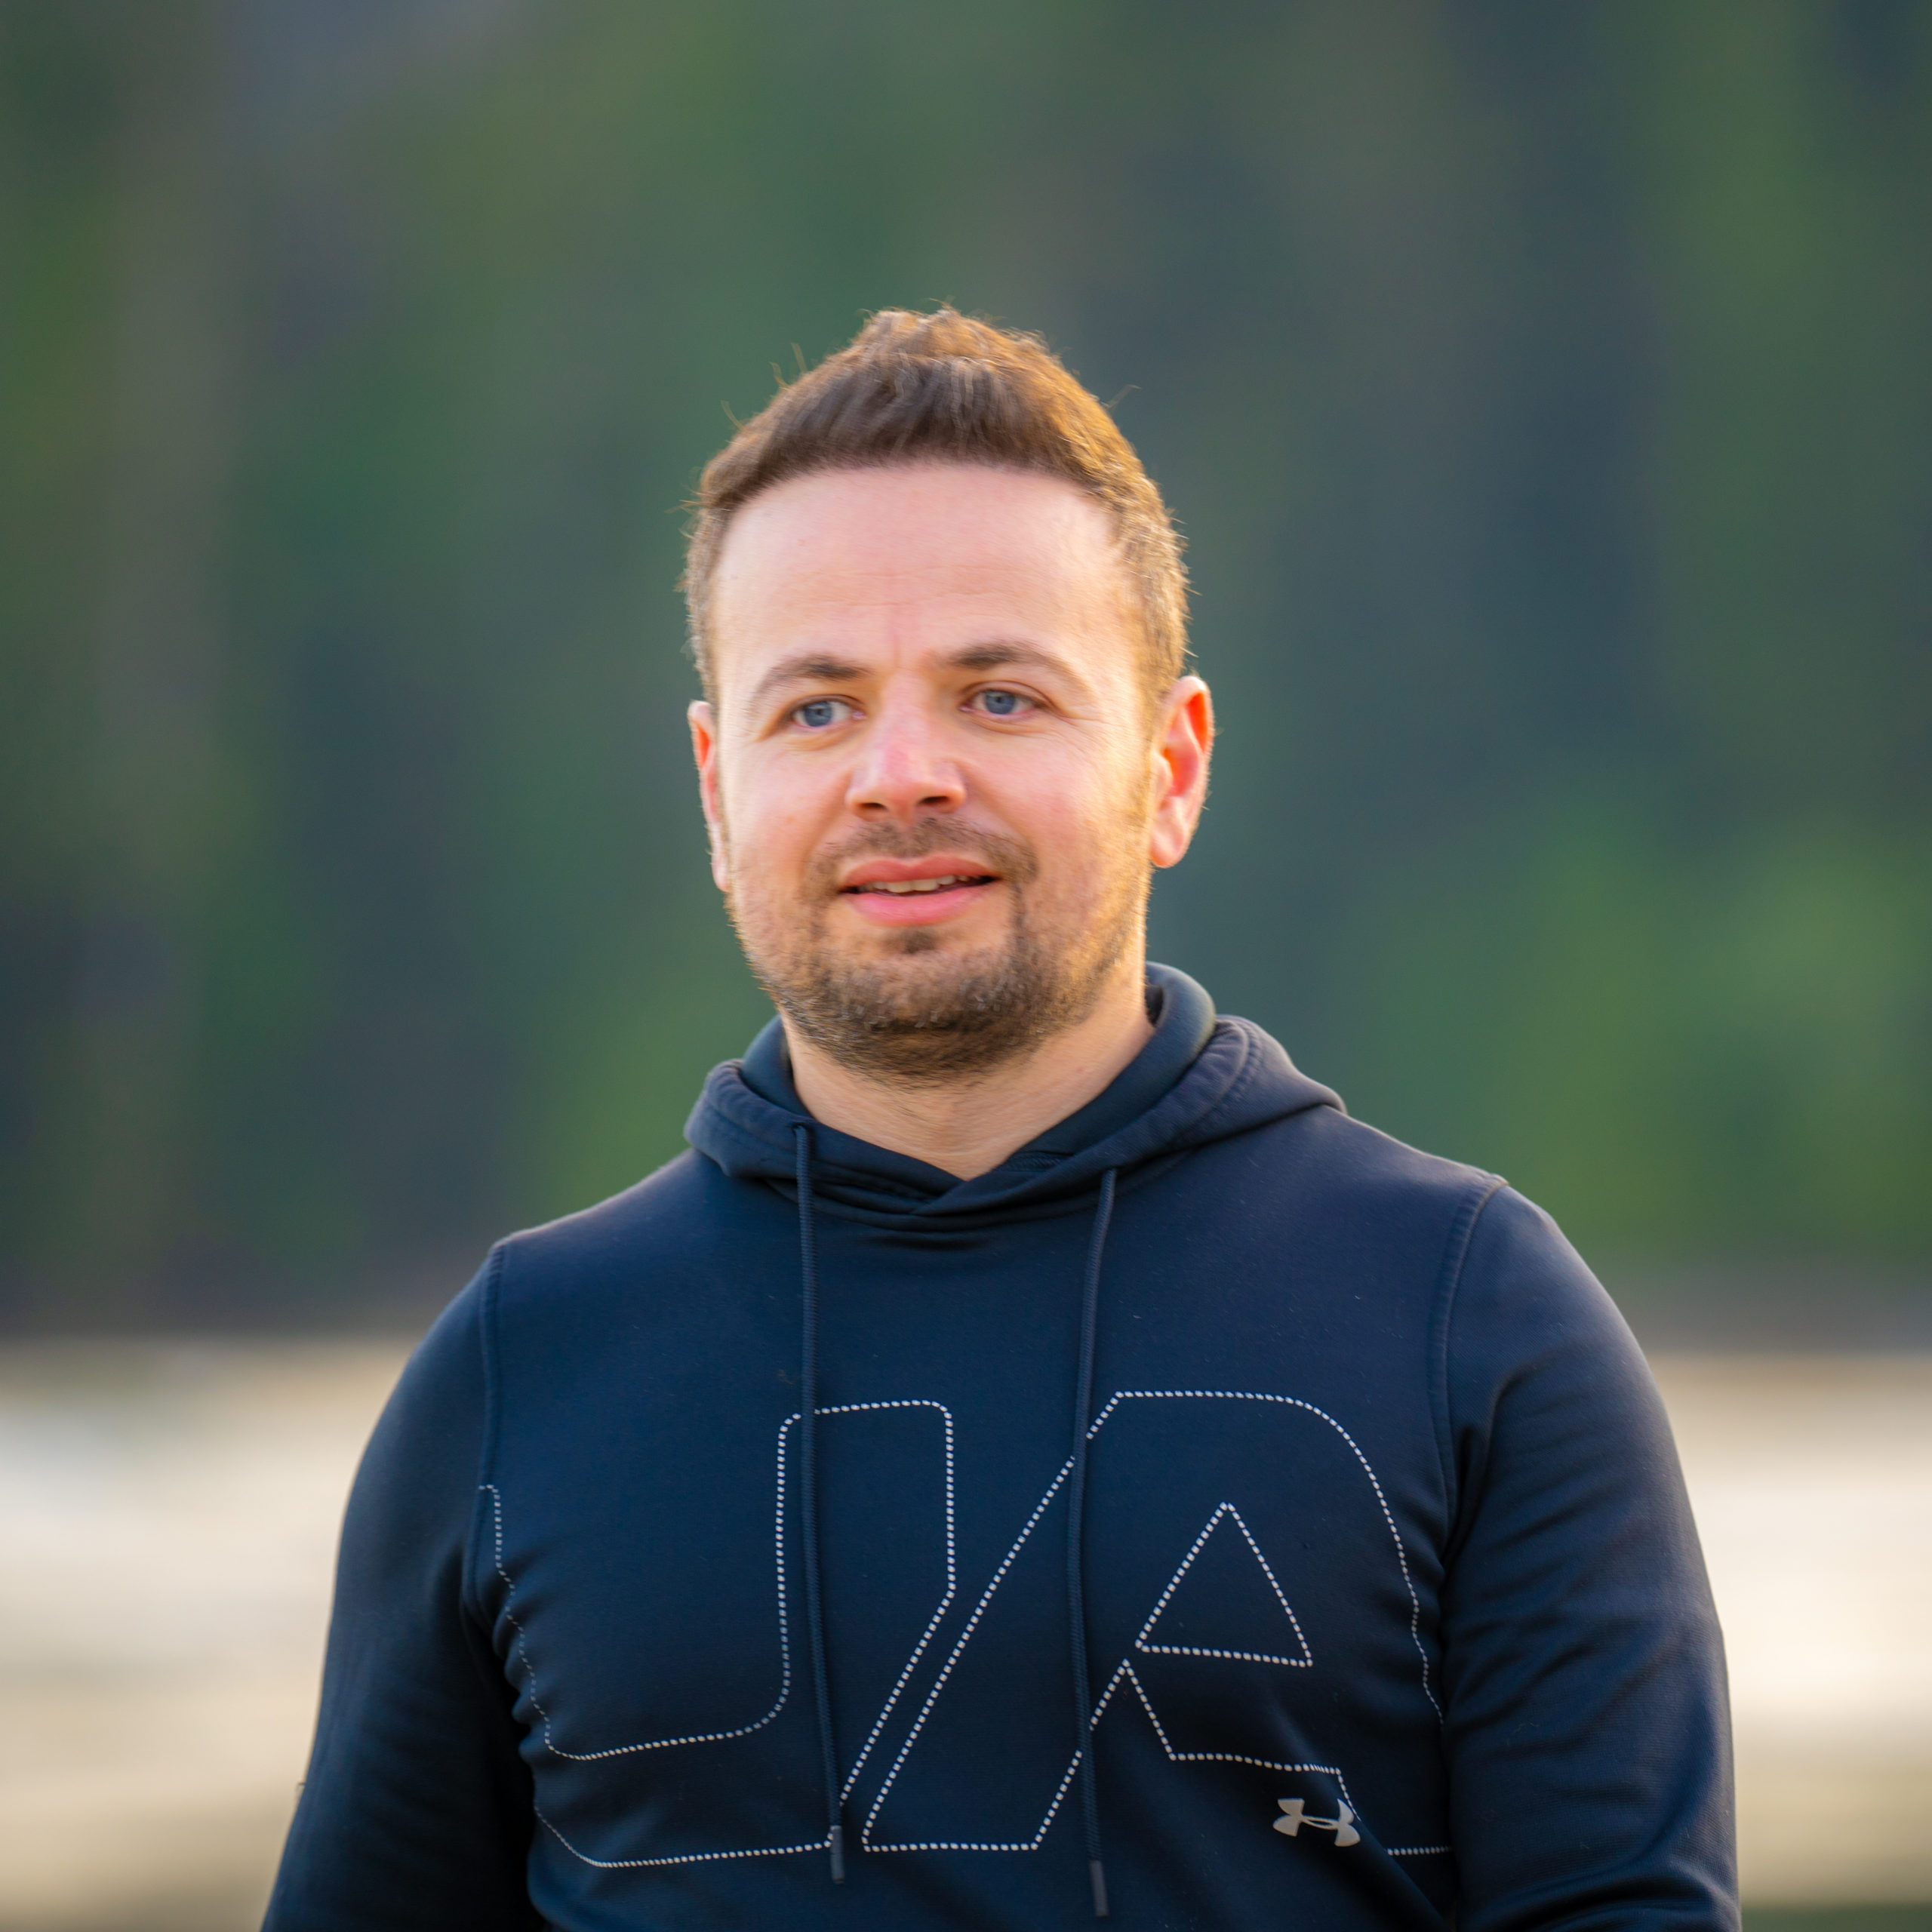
[{"xmin": 783, "ymin": 952, "xmax": 1156, "ymax": 1179}]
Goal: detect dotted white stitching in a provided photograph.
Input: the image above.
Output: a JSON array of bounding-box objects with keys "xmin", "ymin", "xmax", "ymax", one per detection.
[
  {"xmin": 873, "ymin": 1682, "xmax": 1098, "ymax": 1857},
  {"xmin": 534, "ymin": 1803, "xmax": 829, "ymax": 1870},
  {"xmin": 1112, "ymin": 1657, "xmax": 1358, "ymax": 1815},
  {"xmin": 501, "ymin": 1387, "xmax": 1441, "ymax": 1869},
  {"xmin": 1095, "ymin": 1391, "xmax": 1441, "ymax": 1720},
  {"xmin": 1134, "ymin": 1501, "xmax": 1312, "ymax": 1668},
  {"xmin": 838, "ymin": 1402, "xmax": 957, "ymax": 1799},
  {"xmin": 485, "ymin": 1399, "xmax": 955, "ymax": 1775},
  {"xmin": 481, "ymin": 1459, "xmax": 789, "ymax": 1761},
  {"xmin": 867, "ymin": 1657, "xmax": 1370, "ymax": 1855},
  {"xmin": 865, "ymin": 1744, "xmax": 1090, "ymax": 1856},
  {"xmin": 861, "ymin": 1451, "xmax": 1078, "ymax": 1848},
  {"xmin": 866, "ymin": 1386, "xmax": 1438, "ymax": 1854}
]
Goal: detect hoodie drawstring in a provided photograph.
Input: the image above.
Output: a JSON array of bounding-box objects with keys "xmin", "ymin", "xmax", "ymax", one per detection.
[
  {"xmin": 792, "ymin": 1130, "xmax": 1120, "ymax": 1915},
  {"xmin": 1066, "ymin": 1167, "xmax": 1118, "ymax": 1918},
  {"xmin": 793, "ymin": 1124, "xmax": 845, "ymax": 1884}
]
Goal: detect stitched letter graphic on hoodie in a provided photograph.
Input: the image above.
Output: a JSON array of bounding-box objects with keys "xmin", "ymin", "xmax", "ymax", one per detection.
[{"xmin": 266, "ymin": 968, "xmax": 1738, "ymax": 1932}]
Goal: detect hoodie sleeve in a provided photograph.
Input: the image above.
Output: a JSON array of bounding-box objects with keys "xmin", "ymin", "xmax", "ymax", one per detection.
[
  {"xmin": 1436, "ymin": 1187, "xmax": 1737, "ymax": 1932},
  {"xmin": 262, "ymin": 1261, "xmax": 541, "ymax": 1932}
]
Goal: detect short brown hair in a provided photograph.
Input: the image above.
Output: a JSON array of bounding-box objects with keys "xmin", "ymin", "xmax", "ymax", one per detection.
[{"xmin": 683, "ymin": 308, "xmax": 1189, "ymax": 703}]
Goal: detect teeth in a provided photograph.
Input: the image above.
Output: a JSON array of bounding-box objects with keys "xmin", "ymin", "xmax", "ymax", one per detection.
[{"xmin": 871, "ymin": 874, "xmax": 968, "ymax": 894}]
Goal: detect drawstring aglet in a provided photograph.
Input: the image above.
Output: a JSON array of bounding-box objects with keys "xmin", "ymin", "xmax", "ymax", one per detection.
[
  {"xmin": 1089, "ymin": 1856, "xmax": 1110, "ymax": 1917},
  {"xmin": 829, "ymin": 1823, "xmax": 846, "ymax": 1884}
]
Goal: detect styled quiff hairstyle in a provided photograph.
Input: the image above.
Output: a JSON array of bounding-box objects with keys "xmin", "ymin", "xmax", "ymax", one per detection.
[{"xmin": 684, "ymin": 308, "xmax": 1188, "ymax": 703}]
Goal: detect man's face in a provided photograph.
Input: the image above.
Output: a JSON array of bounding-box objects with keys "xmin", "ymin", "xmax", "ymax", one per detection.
[{"xmin": 690, "ymin": 463, "xmax": 1208, "ymax": 1080}]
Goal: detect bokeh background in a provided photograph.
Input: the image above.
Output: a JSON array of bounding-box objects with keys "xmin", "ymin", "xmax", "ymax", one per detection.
[{"xmin": 1, "ymin": 3, "xmax": 1927, "ymax": 1928}]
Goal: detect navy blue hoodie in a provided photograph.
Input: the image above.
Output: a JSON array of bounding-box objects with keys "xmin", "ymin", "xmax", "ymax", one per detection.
[{"xmin": 265, "ymin": 967, "xmax": 1735, "ymax": 1931}]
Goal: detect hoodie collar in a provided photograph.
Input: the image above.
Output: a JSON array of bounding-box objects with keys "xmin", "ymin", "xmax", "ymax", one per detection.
[{"xmin": 687, "ymin": 964, "xmax": 1342, "ymax": 1228}]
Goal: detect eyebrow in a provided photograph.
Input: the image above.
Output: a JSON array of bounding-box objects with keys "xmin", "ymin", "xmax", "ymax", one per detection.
[
  {"xmin": 745, "ymin": 654, "xmax": 870, "ymax": 715},
  {"xmin": 940, "ymin": 641, "xmax": 1081, "ymax": 682},
  {"xmin": 743, "ymin": 638, "xmax": 1088, "ymax": 717}
]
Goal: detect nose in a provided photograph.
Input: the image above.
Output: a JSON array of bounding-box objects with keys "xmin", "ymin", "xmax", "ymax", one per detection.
[{"xmin": 844, "ymin": 695, "xmax": 966, "ymax": 825}]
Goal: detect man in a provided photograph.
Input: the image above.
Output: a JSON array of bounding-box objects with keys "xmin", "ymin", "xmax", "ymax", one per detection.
[{"xmin": 266, "ymin": 310, "xmax": 1735, "ymax": 1931}]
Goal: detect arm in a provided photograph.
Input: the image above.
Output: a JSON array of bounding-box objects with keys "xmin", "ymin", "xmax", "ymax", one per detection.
[
  {"xmin": 1437, "ymin": 1189, "xmax": 1737, "ymax": 1932},
  {"xmin": 263, "ymin": 1261, "xmax": 541, "ymax": 1932}
]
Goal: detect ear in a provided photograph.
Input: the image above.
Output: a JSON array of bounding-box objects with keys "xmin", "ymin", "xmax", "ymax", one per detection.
[
  {"xmin": 688, "ymin": 700, "xmax": 731, "ymax": 893},
  {"xmin": 1148, "ymin": 677, "xmax": 1213, "ymax": 869}
]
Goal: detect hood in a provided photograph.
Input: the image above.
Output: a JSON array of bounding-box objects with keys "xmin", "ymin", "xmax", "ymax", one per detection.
[{"xmin": 685, "ymin": 963, "xmax": 1342, "ymax": 1229}]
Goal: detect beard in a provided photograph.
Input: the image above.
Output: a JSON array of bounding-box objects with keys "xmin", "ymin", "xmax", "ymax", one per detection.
[{"xmin": 725, "ymin": 817, "xmax": 1149, "ymax": 1084}]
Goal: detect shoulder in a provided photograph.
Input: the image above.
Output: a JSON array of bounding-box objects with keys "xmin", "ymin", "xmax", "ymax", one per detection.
[
  {"xmin": 494, "ymin": 1148, "xmax": 731, "ymax": 1280},
  {"xmin": 1287, "ymin": 1103, "xmax": 1499, "ymax": 1207},
  {"xmin": 1210, "ymin": 1099, "xmax": 1506, "ymax": 1278},
  {"xmin": 1255, "ymin": 1113, "xmax": 1635, "ymax": 1385},
  {"xmin": 1186, "ymin": 1100, "xmax": 1644, "ymax": 1392},
  {"xmin": 477, "ymin": 1150, "xmax": 785, "ymax": 1348},
  {"xmin": 1446, "ymin": 1183, "xmax": 1654, "ymax": 1411},
  {"xmin": 343, "ymin": 1260, "xmax": 498, "ymax": 1569}
]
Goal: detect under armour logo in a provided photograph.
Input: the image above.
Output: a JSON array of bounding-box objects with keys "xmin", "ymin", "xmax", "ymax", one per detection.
[{"xmin": 1274, "ymin": 1797, "xmax": 1359, "ymax": 1847}]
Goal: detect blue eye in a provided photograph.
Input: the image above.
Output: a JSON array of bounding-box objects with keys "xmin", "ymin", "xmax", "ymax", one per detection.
[
  {"xmin": 978, "ymin": 688, "xmax": 1026, "ymax": 716},
  {"xmin": 795, "ymin": 698, "xmax": 844, "ymax": 729}
]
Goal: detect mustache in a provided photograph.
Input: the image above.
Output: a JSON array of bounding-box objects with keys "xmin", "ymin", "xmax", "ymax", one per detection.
[{"xmin": 805, "ymin": 821, "xmax": 1039, "ymax": 895}]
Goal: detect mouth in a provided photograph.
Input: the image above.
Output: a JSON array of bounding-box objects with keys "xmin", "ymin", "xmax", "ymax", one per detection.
[
  {"xmin": 848, "ymin": 871, "xmax": 996, "ymax": 897},
  {"xmin": 838, "ymin": 861, "xmax": 1003, "ymax": 928}
]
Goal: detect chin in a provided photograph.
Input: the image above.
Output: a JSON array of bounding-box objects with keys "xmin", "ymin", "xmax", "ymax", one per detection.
[
  {"xmin": 878, "ymin": 927, "xmax": 943, "ymax": 958},
  {"xmin": 858, "ymin": 921, "xmax": 1011, "ymax": 965}
]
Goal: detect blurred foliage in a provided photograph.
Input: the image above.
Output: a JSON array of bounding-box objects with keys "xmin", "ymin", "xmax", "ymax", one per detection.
[{"xmin": 2, "ymin": 0, "xmax": 1928, "ymax": 1322}]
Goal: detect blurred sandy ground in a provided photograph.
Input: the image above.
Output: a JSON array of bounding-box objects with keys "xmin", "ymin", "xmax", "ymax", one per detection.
[{"xmin": 0, "ymin": 1343, "xmax": 1926, "ymax": 1930}]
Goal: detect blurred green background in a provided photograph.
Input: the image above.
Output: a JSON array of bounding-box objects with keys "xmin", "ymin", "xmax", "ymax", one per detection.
[{"xmin": 3, "ymin": 0, "xmax": 1929, "ymax": 1330}]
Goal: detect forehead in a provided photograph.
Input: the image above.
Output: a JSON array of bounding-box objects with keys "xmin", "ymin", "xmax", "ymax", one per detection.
[{"xmin": 708, "ymin": 463, "xmax": 1132, "ymax": 682}]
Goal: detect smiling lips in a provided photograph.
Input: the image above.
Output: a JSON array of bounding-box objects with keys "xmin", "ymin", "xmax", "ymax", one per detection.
[
  {"xmin": 852, "ymin": 872, "xmax": 986, "ymax": 896},
  {"xmin": 840, "ymin": 860, "xmax": 1001, "ymax": 927}
]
